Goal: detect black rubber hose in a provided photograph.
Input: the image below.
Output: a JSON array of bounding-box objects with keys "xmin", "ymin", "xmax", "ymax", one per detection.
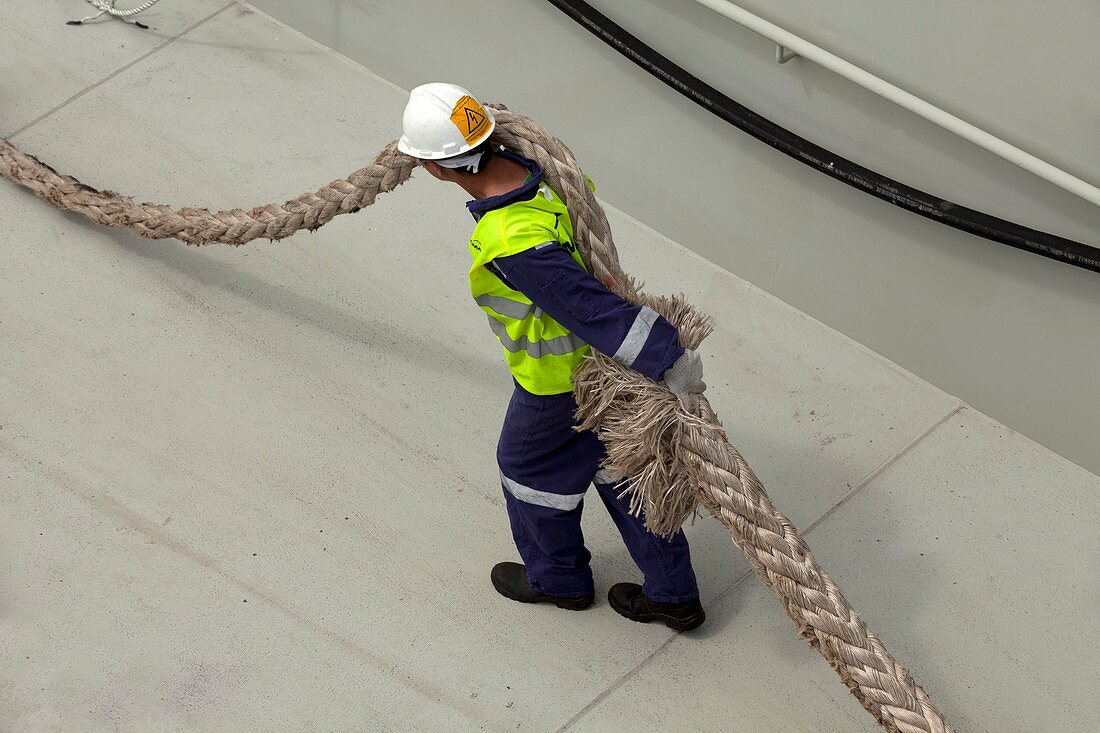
[{"xmin": 547, "ymin": 0, "xmax": 1100, "ymax": 273}]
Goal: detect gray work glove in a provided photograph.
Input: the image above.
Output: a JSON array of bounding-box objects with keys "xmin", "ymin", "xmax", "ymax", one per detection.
[{"xmin": 661, "ymin": 349, "xmax": 706, "ymax": 412}]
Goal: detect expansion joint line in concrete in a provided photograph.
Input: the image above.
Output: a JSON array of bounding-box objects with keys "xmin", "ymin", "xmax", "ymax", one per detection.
[
  {"xmin": 5, "ymin": 2, "xmax": 235, "ymax": 140},
  {"xmin": 800, "ymin": 402, "xmax": 966, "ymax": 538},
  {"xmin": 554, "ymin": 631, "xmax": 680, "ymax": 733}
]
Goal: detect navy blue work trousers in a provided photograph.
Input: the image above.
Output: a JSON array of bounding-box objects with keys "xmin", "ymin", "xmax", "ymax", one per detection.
[{"xmin": 496, "ymin": 384, "xmax": 699, "ymax": 603}]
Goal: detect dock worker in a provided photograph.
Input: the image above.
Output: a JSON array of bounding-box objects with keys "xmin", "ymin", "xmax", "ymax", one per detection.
[{"xmin": 398, "ymin": 83, "xmax": 706, "ymax": 631}]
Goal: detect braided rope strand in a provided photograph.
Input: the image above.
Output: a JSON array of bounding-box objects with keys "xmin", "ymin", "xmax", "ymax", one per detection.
[{"xmin": 0, "ymin": 137, "xmax": 417, "ymax": 244}]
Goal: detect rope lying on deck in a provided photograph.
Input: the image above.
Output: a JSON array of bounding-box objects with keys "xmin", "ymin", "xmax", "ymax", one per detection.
[
  {"xmin": 69, "ymin": 0, "xmax": 165, "ymax": 27},
  {"xmin": 0, "ymin": 109, "xmax": 954, "ymax": 733}
]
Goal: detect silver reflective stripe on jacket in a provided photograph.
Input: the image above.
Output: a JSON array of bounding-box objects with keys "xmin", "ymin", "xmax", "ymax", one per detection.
[
  {"xmin": 612, "ymin": 305, "xmax": 660, "ymax": 368},
  {"xmin": 474, "ymin": 294, "xmax": 535, "ymax": 321},
  {"xmin": 501, "ymin": 473, "xmax": 586, "ymax": 510},
  {"xmin": 486, "ymin": 317, "xmax": 586, "ymax": 358}
]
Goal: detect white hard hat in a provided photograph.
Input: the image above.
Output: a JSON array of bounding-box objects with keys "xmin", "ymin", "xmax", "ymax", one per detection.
[{"xmin": 398, "ymin": 82, "xmax": 496, "ymax": 160}]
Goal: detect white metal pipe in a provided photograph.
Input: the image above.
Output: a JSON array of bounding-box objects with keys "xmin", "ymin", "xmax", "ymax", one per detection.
[{"xmin": 690, "ymin": 0, "xmax": 1100, "ymax": 208}]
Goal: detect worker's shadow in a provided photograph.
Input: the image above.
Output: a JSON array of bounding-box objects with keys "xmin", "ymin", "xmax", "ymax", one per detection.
[{"xmin": 100, "ymin": 225, "xmax": 498, "ymax": 390}]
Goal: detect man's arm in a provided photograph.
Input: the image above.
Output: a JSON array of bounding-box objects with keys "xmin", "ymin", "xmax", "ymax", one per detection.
[{"xmin": 492, "ymin": 244, "xmax": 683, "ymax": 381}]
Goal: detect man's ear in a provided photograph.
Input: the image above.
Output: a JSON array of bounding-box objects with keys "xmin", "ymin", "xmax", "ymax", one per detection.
[{"xmin": 421, "ymin": 161, "xmax": 448, "ymax": 180}]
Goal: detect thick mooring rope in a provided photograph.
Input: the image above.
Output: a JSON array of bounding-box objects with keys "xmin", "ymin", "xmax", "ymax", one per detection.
[{"xmin": 0, "ymin": 109, "xmax": 953, "ymax": 732}]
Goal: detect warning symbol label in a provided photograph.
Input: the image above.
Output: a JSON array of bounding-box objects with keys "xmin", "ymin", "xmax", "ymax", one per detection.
[{"xmin": 450, "ymin": 95, "xmax": 490, "ymax": 145}]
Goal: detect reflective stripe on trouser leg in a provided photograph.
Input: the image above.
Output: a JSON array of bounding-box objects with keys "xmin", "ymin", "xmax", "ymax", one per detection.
[
  {"xmin": 500, "ymin": 473, "xmax": 585, "ymax": 511},
  {"xmin": 497, "ymin": 387, "xmax": 604, "ymax": 597},
  {"xmin": 498, "ymin": 471, "xmax": 592, "ymax": 595},
  {"xmin": 501, "ymin": 486, "xmax": 593, "ymax": 597},
  {"xmin": 593, "ymin": 476, "xmax": 699, "ymax": 603}
]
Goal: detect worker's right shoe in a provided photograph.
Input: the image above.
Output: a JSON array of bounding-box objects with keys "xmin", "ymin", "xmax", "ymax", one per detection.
[
  {"xmin": 607, "ymin": 582, "xmax": 706, "ymax": 631},
  {"xmin": 491, "ymin": 562, "xmax": 594, "ymax": 611}
]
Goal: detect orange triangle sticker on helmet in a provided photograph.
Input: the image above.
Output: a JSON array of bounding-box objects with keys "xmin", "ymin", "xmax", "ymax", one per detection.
[{"xmin": 450, "ymin": 95, "xmax": 491, "ymax": 146}]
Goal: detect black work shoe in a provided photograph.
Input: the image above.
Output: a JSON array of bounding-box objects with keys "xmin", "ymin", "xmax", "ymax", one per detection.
[
  {"xmin": 491, "ymin": 562, "xmax": 594, "ymax": 611},
  {"xmin": 607, "ymin": 582, "xmax": 706, "ymax": 631}
]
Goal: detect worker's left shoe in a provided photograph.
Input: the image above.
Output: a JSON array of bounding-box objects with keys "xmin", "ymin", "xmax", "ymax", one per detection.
[
  {"xmin": 491, "ymin": 562, "xmax": 594, "ymax": 611},
  {"xmin": 607, "ymin": 582, "xmax": 706, "ymax": 631}
]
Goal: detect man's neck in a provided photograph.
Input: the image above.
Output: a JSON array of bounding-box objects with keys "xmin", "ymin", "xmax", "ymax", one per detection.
[{"xmin": 456, "ymin": 155, "xmax": 530, "ymax": 200}]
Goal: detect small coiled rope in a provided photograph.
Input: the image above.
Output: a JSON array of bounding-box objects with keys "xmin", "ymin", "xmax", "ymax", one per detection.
[{"xmin": 69, "ymin": 0, "xmax": 165, "ymax": 27}]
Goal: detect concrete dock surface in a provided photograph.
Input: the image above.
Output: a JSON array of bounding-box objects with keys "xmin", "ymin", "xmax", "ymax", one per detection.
[{"xmin": 2, "ymin": 4, "xmax": 1097, "ymax": 731}]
